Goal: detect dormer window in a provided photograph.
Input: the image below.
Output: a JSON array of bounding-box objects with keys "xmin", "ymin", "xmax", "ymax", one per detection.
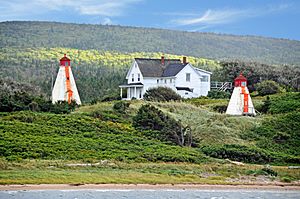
[
  {"xmin": 138, "ymin": 73, "xmax": 140, "ymax": 81},
  {"xmin": 132, "ymin": 74, "xmax": 134, "ymax": 82}
]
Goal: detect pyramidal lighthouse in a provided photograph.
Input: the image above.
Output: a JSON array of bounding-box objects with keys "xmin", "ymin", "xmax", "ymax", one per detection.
[
  {"xmin": 52, "ymin": 54, "xmax": 81, "ymax": 105},
  {"xmin": 226, "ymin": 73, "xmax": 255, "ymax": 116}
]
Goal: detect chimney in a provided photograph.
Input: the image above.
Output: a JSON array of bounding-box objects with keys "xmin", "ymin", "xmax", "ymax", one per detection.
[
  {"xmin": 183, "ymin": 56, "xmax": 187, "ymax": 64},
  {"xmin": 161, "ymin": 55, "xmax": 165, "ymax": 65},
  {"xmin": 64, "ymin": 54, "xmax": 66, "ymax": 57}
]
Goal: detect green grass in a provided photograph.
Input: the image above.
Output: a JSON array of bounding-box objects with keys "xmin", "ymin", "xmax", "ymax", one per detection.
[{"xmin": 0, "ymin": 160, "xmax": 299, "ymax": 185}]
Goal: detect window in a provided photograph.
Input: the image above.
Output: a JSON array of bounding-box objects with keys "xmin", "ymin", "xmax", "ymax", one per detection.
[
  {"xmin": 164, "ymin": 79, "xmax": 167, "ymax": 84},
  {"xmin": 170, "ymin": 79, "xmax": 172, "ymax": 83},
  {"xmin": 186, "ymin": 73, "xmax": 191, "ymax": 82},
  {"xmin": 157, "ymin": 79, "xmax": 159, "ymax": 84},
  {"xmin": 201, "ymin": 76, "xmax": 208, "ymax": 82},
  {"xmin": 241, "ymin": 81, "xmax": 246, "ymax": 86},
  {"xmin": 138, "ymin": 73, "xmax": 140, "ymax": 81},
  {"xmin": 65, "ymin": 62, "xmax": 69, "ymax": 66},
  {"xmin": 132, "ymin": 74, "xmax": 134, "ymax": 82}
]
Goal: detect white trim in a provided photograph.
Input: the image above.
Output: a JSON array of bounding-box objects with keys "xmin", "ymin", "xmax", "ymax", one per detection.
[
  {"xmin": 125, "ymin": 61, "xmax": 137, "ymax": 79},
  {"xmin": 194, "ymin": 67, "xmax": 212, "ymax": 75}
]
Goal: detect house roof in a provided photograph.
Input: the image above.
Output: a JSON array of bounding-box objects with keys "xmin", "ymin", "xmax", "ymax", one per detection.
[
  {"xmin": 135, "ymin": 58, "xmax": 187, "ymax": 77},
  {"xmin": 235, "ymin": 73, "xmax": 247, "ymax": 81},
  {"xmin": 60, "ymin": 54, "xmax": 70, "ymax": 61},
  {"xmin": 162, "ymin": 63, "xmax": 187, "ymax": 77}
]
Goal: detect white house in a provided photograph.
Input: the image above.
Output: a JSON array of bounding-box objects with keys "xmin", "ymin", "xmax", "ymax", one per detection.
[{"xmin": 119, "ymin": 56, "xmax": 211, "ymax": 99}]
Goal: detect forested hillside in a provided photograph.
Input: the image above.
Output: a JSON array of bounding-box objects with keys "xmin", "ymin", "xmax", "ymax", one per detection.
[{"xmin": 1, "ymin": 21, "xmax": 300, "ymax": 65}]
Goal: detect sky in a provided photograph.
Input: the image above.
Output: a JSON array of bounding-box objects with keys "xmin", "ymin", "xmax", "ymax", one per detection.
[{"xmin": 0, "ymin": 0, "xmax": 300, "ymax": 40}]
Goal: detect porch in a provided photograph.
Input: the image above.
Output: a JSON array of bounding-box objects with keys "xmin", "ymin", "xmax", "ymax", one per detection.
[{"xmin": 119, "ymin": 83, "xmax": 144, "ymax": 100}]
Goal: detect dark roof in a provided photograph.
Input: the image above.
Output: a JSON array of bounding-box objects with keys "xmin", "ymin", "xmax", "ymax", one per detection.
[
  {"xmin": 60, "ymin": 54, "xmax": 70, "ymax": 61},
  {"xmin": 127, "ymin": 82, "xmax": 143, "ymax": 85},
  {"xmin": 162, "ymin": 63, "xmax": 186, "ymax": 77},
  {"xmin": 176, "ymin": 87, "xmax": 194, "ymax": 92},
  {"xmin": 119, "ymin": 82, "xmax": 144, "ymax": 87},
  {"xmin": 135, "ymin": 58, "xmax": 186, "ymax": 77},
  {"xmin": 235, "ymin": 73, "xmax": 247, "ymax": 81}
]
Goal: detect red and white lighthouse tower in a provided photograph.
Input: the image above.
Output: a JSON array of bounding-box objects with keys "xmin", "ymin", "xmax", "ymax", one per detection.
[
  {"xmin": 226, "ymin": 73, "xmax": 255, "ymax": 116},
  {"xmin": 52, "ymin": 54, "xmax": 81, "ymax": 105}
]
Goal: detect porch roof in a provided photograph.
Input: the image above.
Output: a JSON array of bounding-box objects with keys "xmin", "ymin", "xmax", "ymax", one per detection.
[{"xmin": 119, "ymin": 83, "xmax": 144, "ymax": 88}]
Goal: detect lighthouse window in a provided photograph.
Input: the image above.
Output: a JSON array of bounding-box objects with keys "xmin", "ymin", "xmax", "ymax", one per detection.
[
  {"xmin": 65, "ymin": 62, "xmax": 69, "ymax": 66},
  {"xmin": 241, "ymin": 81, "xmax": 246, "ymax": 86}
]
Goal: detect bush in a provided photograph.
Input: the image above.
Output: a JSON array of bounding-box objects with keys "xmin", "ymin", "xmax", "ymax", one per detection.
[
  {"xmin": 256, "ymin": 80, "xmax": 282, "ymax": 96},
  {"xmin": 268, "ymin": 92, "xmax": 300, "ymax": 114},
  {"xmin": 207, "ymin": 90, "xmax": 230, "ymax": 99},
  {"xmin": 133, "ymin": 104, "xmax": 192, "ymax": 146},
  {"xmin": 144, "ymin": 87, "xmax": 181, "ymax": 102},
  {"xmin": 113, "ymin": 101, "xmax": 130, "ymax": 114},
  {"xmin": 212, "ymin": 105, "xmax": 228, "ymax": 113},
  {"xmin": 101, "ymin": 94, "xmax": 121, "ymax": 102},
  {"xmin": 200, "ymin": 144, "xmax": 273, "ymax": 164}
]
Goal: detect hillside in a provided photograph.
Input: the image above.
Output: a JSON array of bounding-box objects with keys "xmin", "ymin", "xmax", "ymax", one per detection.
[
  {"xmin": 1, "ymin": 93, "xmax": 299, "ymax": 165},
  {"xmin": 1, "ymin": 92, "xmax": 300, "ymax": 184},
  {"xmin": 1, "ymin": 21, "xmax": 300, "ymax": 65}
]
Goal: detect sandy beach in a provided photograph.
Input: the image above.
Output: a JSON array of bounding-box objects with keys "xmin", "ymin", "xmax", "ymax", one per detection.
[{"xmin": 1, "ymin": 184, "xmax": 300, "ymax": 191}]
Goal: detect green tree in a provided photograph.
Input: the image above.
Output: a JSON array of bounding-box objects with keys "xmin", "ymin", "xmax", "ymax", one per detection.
[
  {"xmin": 256, "ymin": 80, "xmax": 282, "ymax": 96},
  {"xmin": 133, "ymin": 104, "xmax": 192, "ymax": 146}
]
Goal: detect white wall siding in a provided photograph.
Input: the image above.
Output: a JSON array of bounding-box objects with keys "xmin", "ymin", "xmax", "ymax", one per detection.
[
  {"xmin": 175, "ymin": 64, "xmax": 202, "ymax": 98},
  {"xmin": 127, "ymin": 61, "xmax": 143, "ymax": 84},
  {"xmin": 143, "ymin": 77, "xmax": 176, "ymax": 93}
]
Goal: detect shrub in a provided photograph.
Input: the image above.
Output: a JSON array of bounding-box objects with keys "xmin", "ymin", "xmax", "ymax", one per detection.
[
  {"xmin": 259, "ymin": 96, "xmax": 271, "ymax": 113},
  {"xmin": 212, "ymin": 105, "xmax": 228, "ymax": 113},
  {"xmin": 101, "ymin": 94, "xmax": 121, "ymax": 102},
  {"xmin": 200, "ymin": 144, "xmax": 273, "ymax": 164},
  {"xmin": 280, "ymin": 176, "xmax": 293, "ymax": 183},
  {"xmin": 133, "ymin": 104, "xmax": 192, "ymax": 146},
  {"xmin": 144, "ymin": 87, "xmax": 181, "ymax": 102},
  {"xmin": 268, "ymin": 92, "xmax": 300, "ymax": 114},
  {"xmin": 113, "ymin": 101, "xmax": 130, "ymax": 114},
  {"xmin": 207, "ymin": 90, "xmax": 230, "ymax": 99},
  {"xmin": 256, "ymin": 80, "xmax": 282, "ymax": 96}
]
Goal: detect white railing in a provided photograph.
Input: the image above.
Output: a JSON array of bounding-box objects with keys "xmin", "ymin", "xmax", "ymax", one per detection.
[{"xmin": 211, "ymin": 82, "xmax": 232, "ymax": 91}]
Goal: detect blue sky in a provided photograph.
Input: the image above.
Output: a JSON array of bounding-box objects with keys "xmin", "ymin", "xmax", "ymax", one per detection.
[{"xmin": 1, "ymin": 0, "xmax": 300, "ymax": 40}]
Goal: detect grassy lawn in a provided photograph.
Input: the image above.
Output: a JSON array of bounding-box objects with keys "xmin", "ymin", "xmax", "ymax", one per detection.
[{"xmin": 0, "ymin": 160, "xmax": 299, "ymax": 185}]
